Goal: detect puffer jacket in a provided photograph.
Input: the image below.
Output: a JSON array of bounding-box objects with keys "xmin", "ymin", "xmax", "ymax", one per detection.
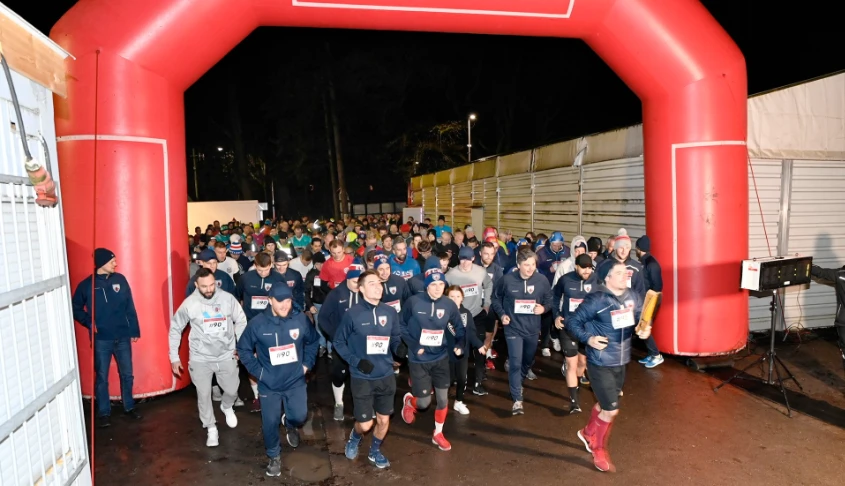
[{"xmin": 565, "ymin": 286, "xmax": 642, "ymax": 367}]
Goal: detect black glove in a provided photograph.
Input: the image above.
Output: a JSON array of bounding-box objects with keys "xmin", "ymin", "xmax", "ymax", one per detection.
[
  {"xmin": 395, "ymin": 342, "xmax": 408, "ymax": 359},
  {"xmin": 357, "ymin": 359, "xmax": 374, "ymax": 375}
]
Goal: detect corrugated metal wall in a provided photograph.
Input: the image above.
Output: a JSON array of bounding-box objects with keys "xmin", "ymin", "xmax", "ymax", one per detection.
[
  {"xmin": 483, "ymin": 177, "xmax": 499, "ymax": 229},
  {"xmin": 435, "ymin": 185, "xmax": 451, "ymax": 224},
  {"xmin": 498, "ymin": 173, "xmax": 533, "ymax": 236},
  {"xmin": 422, "ymin": 187, "xmax": 436, "ymax": 222},
  {"xmin": 533, "ymin": 166, "xmax": 580, "ymax": 237},
  {"xmin": 747, "ymin": 160, "xmax": 783, "ymax": 330},
  {"xmin": 452, "ymin": 182, "xmax": 472, "ymax": 230},
  {"xmin": 581, "ymin": 157, "xmax": 645, "ymax": 238}
]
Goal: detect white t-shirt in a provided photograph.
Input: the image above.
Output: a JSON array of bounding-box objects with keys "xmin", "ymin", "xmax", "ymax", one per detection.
[
  {"xmin": 218, "ymin": 257, "xmax": 240, "ymax": 279},
  {"xmin": 289, "ymin": 257, "xmax": 313, "ymax": 281}
]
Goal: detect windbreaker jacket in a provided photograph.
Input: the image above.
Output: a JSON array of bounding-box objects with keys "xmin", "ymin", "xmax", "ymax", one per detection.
[
  {"xmin": 317, "ymin": 284, "xmax": 361, "ymax": 340},
  {"xmin": 304, "ymin": 267, "xmax": 328, "ymax": 308},
  {"xmin": 168, "ymin": 288, "xmax": 248, "ymax": 363},
  {"xmin": 333, "ymin": 299, "xmax": 402, "ymax": 380},
  {"xmin": 401, "ymin": 293, "xmax": 465, "ymax": 363},
  {"xmin": 565, "ymin": 286, "xmax": 643, "ymax": 367},
  {"xmin": 237, "ymin": 309, "xmax": 319, "ymax": 391},
  {"xmin": 536, "ymin": 245, "xmax": 570, "ymax": 284},
  {"xmin": 186, "ymin": 269, "xmax": 235, "ymax": 298},
  {"xmin": 236, "ymin": 269, "xmax": 287, "ymax": 320},
  {"xmin": 552, "ymin": 236, "xmax": 588, "ymax": 286},
  {"xmin": 445, "ymin": 306, "xmax": 485, "ymax": 362},
  {"xmin": 279, "ymin": 268, "xmax": 305, "ymax": 311},
  {"xmin": 553, "ymin": 271, "xmax": 599, "ymax": 319},
  {"xmin": 72, "ymin": 272, "xmax": 140, "ymax": 341},
  {"xmin": 491, "ymin": 269, "xmax": 553, "ymax": 337},
  {"xmin": 380, "ymin": 274, "xmax": 412, "ymax": 313},
  {"xmin": 639, "ymin": 253, "xmax": 664, "ymax": 292}
]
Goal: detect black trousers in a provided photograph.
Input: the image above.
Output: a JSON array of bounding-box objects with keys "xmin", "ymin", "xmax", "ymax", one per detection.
[{"xmin": 449, "ymin": 355, "xmax": 469, "ymax": 401}]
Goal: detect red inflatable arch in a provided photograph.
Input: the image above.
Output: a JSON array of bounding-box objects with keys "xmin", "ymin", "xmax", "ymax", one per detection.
[{"xmin": 52, "ymin": 0, "xmax": 748, "ymax": 397}]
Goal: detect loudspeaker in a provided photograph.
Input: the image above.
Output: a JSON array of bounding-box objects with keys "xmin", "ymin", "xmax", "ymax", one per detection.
[{"xmin": 740, "ymin": 255, "xmax": 813, "ymax": 292}]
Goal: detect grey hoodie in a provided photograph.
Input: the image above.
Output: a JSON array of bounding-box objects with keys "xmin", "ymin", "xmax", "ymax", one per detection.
[
  {"xmin": 553, "ymin": 235, "xmax": 587, "ymax": 287},
  {"xmin": 168, "ymin": 288, "xmax": 248, "ymax": 363}
]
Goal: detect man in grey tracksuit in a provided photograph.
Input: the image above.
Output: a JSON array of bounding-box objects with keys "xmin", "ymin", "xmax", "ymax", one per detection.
[{"xmin": 169, "ymin": 268, "xmax": 248, "ymax": 447}]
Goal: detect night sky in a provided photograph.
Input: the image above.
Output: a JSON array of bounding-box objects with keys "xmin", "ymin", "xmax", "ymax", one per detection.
[{"xmin": 9, "ymin": 1, "xmax": 843, "ymax": 218}]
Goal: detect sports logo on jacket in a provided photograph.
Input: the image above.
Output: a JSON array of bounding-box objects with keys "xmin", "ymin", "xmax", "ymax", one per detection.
[
  {"xmin": 389, "ymin": 286, "xmax": 396, "ymax": 295},
  {"xmin": 264, "ymin": 283, "xmax": 272, "ymax": 291},
  {"xmin": 216, "ymin": 280, "xmax": 222, "ymax": 288},
  {"xmin": 624, "ymin": 300, "xmax": 635, "ymax": 309},
  {"xmin": 290, "ymin": 328, "xmax": 300, "ymax": 340},
  {"xmin": 287, "ymin": 280, "xmax": 295, "ymax": 288},
  {"xmin": 436, "ymin": 309, "xmax": 445, "ymax": 319},
  {"xmin": 378, "ymin": 315, "xmax": 387, "ymax": 326},
  {"xmin": 112, "ymin": 284, "xmax": 120, "ymax": 292},
  {"xmin": 527, "ymin": 285, "xmax": 534, "ymax": 294},
  {"xmin": 584, "ymin": 284, "xmax": 592, "ymax": 293},
  {"xmin": 461, "ymin": 314, "xmax": 467, "ymax": 326},
  {"xmin": 213, "ymin": 305, "xmax": 221, "ymax": 314}
]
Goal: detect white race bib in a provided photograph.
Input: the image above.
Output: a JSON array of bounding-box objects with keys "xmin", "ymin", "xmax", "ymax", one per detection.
[
  {"xmin": 269, "ymin": 344, "xmax": 298, "ymax": 365},
  {"xmin": 367, "ymin": 335, "xmax": 390, "ymax": 355},
  {"xmin": 385, "ymin": 300, "xmax": 401, "ymax": 312},
  {"xmin": 314, "ymin": 277, "xmax": 322, "ymax": 286},
  {"xmin": 251, "ymin": 296, "xmax": 269, "ymax": 310},
  {"xmin": 461, "ymin": 283, "xmax": 479, "ymax": 297},
  {"xmin": 626, "ymin": 269, "xmax": 633, "ymax": 288},
  {"xmin": 514, "ymin": 299, "xmax": 536, "ymax": 314},
  {"xmin": 202, "ymin": 316, "xmax": 227, "ymax": 335},
  {"xmin": 420, "ymin": 329, "xmax": 444, "ymax": 347},
  {"xmin": 569, "ymin": 298, "xmax": 583, "ymax": 313},
  {"xmin": 611, "ymin": 308, "xmax": 635, "ymax": 329}
]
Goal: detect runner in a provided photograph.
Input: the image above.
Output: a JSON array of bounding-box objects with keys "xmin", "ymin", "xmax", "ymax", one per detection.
[{"xmin": 444, "ymin": 285, "xmax": 487, "ymax": 414}]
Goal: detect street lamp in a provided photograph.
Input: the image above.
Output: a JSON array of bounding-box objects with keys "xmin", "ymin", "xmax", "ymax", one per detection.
[
  {"xmin": 217, "ymin": 146, "xmax": 224, "ymax": 152},
  {"xmin": 467, "ymin": 114, "xmax": 477, "ymax": 163}
]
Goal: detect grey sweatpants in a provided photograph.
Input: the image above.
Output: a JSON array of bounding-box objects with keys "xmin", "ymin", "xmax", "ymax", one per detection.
[{"xmin": 189, "ymin": 358, "xmax": 239, "ymax": 428}]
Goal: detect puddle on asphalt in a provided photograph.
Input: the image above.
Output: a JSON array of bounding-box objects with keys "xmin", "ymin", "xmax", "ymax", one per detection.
[{"xmin": 285, "ymin": 446, "xmax": 332, "ymax": 482}]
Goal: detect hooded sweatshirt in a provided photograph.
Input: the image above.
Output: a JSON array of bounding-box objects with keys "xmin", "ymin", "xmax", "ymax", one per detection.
[
  {"xmin": 552, "ymin": 235, "xmax": 588, "ymax": 287},
  {"xmin": 168, "ymin": 288, "xmax": 248, "ymax": 363}
]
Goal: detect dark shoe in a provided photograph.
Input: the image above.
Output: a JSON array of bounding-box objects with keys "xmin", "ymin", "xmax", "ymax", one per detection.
[
  {"xmin": 97, "ymin": 415, "xmax": 111, "ymax": 428},
  {"xmin": 266, "ymin": 455, "xmax": 282, "ymax": 477},
  {"xmin": 286, "ymin": 427, "xmax": 301, "ymax": 448},
  {"xmin": 124, "ymin": 409, "xmax": 142, "ymax": 420},
  {"xmin": 250, "ymin": 398, "xmax": 261, "ymax": 413},
  {"xmin": 472, "ymin": 384, "xmax": 488, "ymax": 396}
]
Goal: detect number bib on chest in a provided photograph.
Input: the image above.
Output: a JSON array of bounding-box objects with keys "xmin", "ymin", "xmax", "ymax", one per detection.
[
  {"xmin": 461, "ymin": 283, "xmax": 479, "ymax": 297},
  {"xmin": 367, "ymin": 335, "xmax": 390, "ymax": 355},
  {"xmin": 626, "ymin": 269, "xmax": 633, "ymax": 288},
  {"xmin": 251, "ymin": 296, "xmax": 269, "ymax": 310},
  {"xmin": 202, "ymin": 316, "xmax": 227, "ymax": 335},
  {"xmin": 269, "ymin": 344, "xmax": 298, "ymax": 365},
  {"xmin": 385, "ymin": 300, "xmax": 401, "ymax": 312},
  {"xmin": 610, "ymin": 308, "xmax": 635, "ymax": 329},
  {"xmin": 420, "ymin": 329, "xmax": 444, "ymax": 347},
  {"xmin": 514, "ymin": 299, "xmax": 536, "ymax": 314},
  {"xmin": 568, "ymin": 298, "xmax": 583, "ymax": 313},
  {"xmin": 314, "ymin": 277, "xmax": 322, "ymax": 286}
]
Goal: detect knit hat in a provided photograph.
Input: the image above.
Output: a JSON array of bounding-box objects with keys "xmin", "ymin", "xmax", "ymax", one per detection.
[
  {"xmin": 636, "ymin": 235, "xmax": 651, "ymax": 252},
  {"xmin": 483, "ymin": 227, "xmax": 497, "ymax": 241},
  {"xmin": 400, "ymin": 224, "xmax": 411, "ymax": 233},
  {"xmin": 346, "ymin": 263, "xmax": 365, "ymax": 280},
  {"xmin": 312, "ymin": 252, "xmax": 326, "ymax": 264},
  {"xmin": 596, "ymin": 258, "xmax": 618, "ymax": 281},
  {"xmin": 587, "ymin": 237, "xmax": 602, "ymax": 253},
  {"xmin": 575, "ymin": 254, "xmax": 593, "ymax": 269},
  {"xmin": 373, "ymin": 254, "xmax": 390, "ymax": 269},
  {"xmin": 269, "ymin": 284, "xmax": 293, "ymax": 301},
  {"xmin": 549, "ymin": 232, "xmax": 565, "ymax": 244},
  {"xmin": 459, "ymin": 246, "xmax": 475, "ymax": 261},
  {"xmin": 198, "ymin": 249, "xmax": 216, "ymax": 262},
  {"xmin": 615, "ymin": 228, "xmax": 632, "ymax": 248},
  {"xmin": 94, "ymin": 248, "xmax": 115, "ymax": 269},
  {"xmin": 229, "ymin": 242, "xmax": 243, "ymax": 255},
  {"xmin": 424, "ymin": 268, "xmax": 445, "ymax": 288},
  {"xmin": 423, "ymin": 255, "xmax": 442, "ymax": 272}
]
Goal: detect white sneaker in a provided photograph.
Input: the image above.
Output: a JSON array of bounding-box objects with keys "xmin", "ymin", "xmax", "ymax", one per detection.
[
  {"xmin": 233, "ymin": 398, "xmax": 245, "ymax": 407},
  {"xmin": 211, "ymin": 386, "xmax": 223, "ymax": 402},
  {"xmin": 551, "ymin": 338, "xmax": 561, "ymax": 352},
  {"xmin": 453, "ymin": 401, "xmax": 470, "ymax": 415},
  {"xmin": 541, "ymin": 348, "xmax": 551, "ymax": 357},
  {"xmin": 221, "ymin": 405, "xmax": 238, "ymax": 428},
  {"xmin": 206, "ymin": 427, "xmax": 219, "ymax": 447}
]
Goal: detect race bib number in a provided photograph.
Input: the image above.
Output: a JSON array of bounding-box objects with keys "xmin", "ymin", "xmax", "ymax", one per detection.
[
  {"xmin": 611, "ymin": 308, "xmax": 635, "ymax": 329},
  {"xmin": 385, "ymin": 300, "xmax": 401, "ymax": 312},
  {"xmin": 202, "ymin": 316, "xmax": 226, "ymax": 335},
  {"xmin": 251, "ymin": 296, "xmax": 269, "ymax": 310},
  {"xmin": 552, "ymin": 262, "xmax": 559, "ymax": 272},
  {"xmin": 420, "ymin": 329, "xmax": 444, "ymax": 347},
  {"xmin": 367, "ymin": 335, "xmax": 390, "ymax": 355},
  {"xmin": 269, "ymin": 344, "xmax": 298, "ymax": 365},
  {"xmin": 514, "ymin": 299, "xmax": 536, "ymax": 314},
  {"xmin": 314, "ymin": 277, "xmax": 322, "ymax": 286},
  {"xmin": 626, "ymin": 269, "xmax": 633, "ymax": 288},
  {"xmin": 569, "ymin": 298, "xmax": 583, "ymax": 313},
  {"xmin": 461, "ymin": 283, "xmax": 479, "ymax": 297}
]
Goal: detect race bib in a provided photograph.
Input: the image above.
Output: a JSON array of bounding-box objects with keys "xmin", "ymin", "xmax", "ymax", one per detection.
[
  {"xmin": 202, "ymin": 316, "xmax": 227, "ymax": 335},
  {"xmin": 314, "ymin": 277, "xmax": 322, "ymax": 286},
  {"xmin": 569, "ymin": 298, "xmax": 583, "ymax": 313},
  {"xmin": 552, "ymin": 262, "xmax": 559, "ymax": 272},
  {"xmin": 269, "ymin": 344, "xmax": 298, "ymax": 365},
  {"xmin": 251, "ymin": 296, "xmax": 269, "ymax": 310},
  {"xmin": 514, "ymin": 299, "xmax": 536, "ymax": 314},
  {"xmin": 385, "ymin": 300, "xmax": 401, "ymax": 312},
  {"xmin": 461, "ymin": 283, "xmax": 479, "ymax": 297},
  {"xmin": 611, "ymin": 308, "xmax": 635, "ymax": 329},
  {"xmin": 626, "ymin": 269, "xmax": 633, "ymax": 288},
  {"xmin": 367, "ymin": 335, "xmax": 390, "ymax": 355},
  {"xmin": 420, "ymin": 329, "xmax": 444, "ymax": 347}
]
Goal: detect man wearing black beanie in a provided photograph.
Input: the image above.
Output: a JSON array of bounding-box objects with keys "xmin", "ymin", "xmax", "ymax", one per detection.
[
  {"xmin": 634, "ymin": 235, "xmax": 664, "ymax": 368},
  {"xmin": 72, "ymin": 248, "xmax": 142, "ymax": 428}
]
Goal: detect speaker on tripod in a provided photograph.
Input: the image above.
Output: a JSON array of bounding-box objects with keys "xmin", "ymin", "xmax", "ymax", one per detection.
[{"xmin": 714, "ymin": 255, "xmax": 813, "ymax": 417}]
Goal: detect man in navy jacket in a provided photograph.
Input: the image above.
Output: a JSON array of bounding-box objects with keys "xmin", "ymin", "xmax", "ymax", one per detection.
[
  {"xmin": 634, "ymin": 234, "xmax": 664, "ymax": 368},
  {"xmin": 72, "ymin": 248, "xmax": 142, "ymax": 427},
  {"xmin": 186, "ymin": 249, "xmax": 236, "ymax": 297},
  {"xmin": 237, "ymin": 285, "xmax": 319, "ymax": 477},
  {"xmin": 333, "ymin": 270, "xmax": 404, "ymax": 469},
  {"xmin": 566, "ymin": 260, "xmax": 648, "ymax": 473}
]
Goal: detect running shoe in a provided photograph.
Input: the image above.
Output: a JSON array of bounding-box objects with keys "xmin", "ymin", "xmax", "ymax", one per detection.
[
  {"xmin": 541, "ymin": 348, "xmax": 551, "ymax": 357},
  {"xmin": 432, "ymin": 433, "xmax": 452, "ymax": 451},
  {"xmin": 644, "ymin": 354, "xmax": 665, "ymax": 369},
  {"xmin": 368, "ymin": 450, "xmax": 390, "ymax": 468},
  {"xmin": 345, "ymin": 430, "xmax": 360, "ymax": 460},
  {"xmin": 333, "ymin": 403, "xmax": 344, "ymax": 421},
  {"xmin": 265, "ymin": 455, "xmax": 281, "ymax": 477},
  {"xmin": 453, "ymin": 401, "xmax": 470, "ymax": 415},
  {"xmin": 250, "ymin": 398, "xmax": 261, "ymax": 413},
  {"xmin": 401, "ymin": 393, "xmax": 416, "ymax": 424},
  {"xmin": 526, "ymin": 369, "xmax": 537, "ymax": 380},
  {"xmin": 551, "ymin": 338, "xmax": 561, "ymax": 352},
  {"xmin": 485, "ymin": 359, "xmax": 496, "ymax": 370},
  {"xmin": 592, "ymin": 449, "xmax": 616, "ymax": 472},
  {"xmin": 512, "ymin": 401, "xmax": 524, "ymax": 415},
  {"xmin": 472, "ymin": 384, "xmax": 488, "ymax": 396}
]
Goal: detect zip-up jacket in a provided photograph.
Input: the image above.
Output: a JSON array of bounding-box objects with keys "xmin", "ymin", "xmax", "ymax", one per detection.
[
  {"xmin": 620, "ymin": 257, "xmax": 646, "ymax": 297},
  {"xmin": 168, "ymin": 288, "xmax": 248, "ymax": 363},
  {"xmin": 553, "ymin": 271, "xmax": 599, "ymax": 319},
  {"xmin": 236, "ymin": 308, "xmax": 319, "ymax": 391},
  {"xmin": 565, "ymin": 286, "xmax": 643, "ymax": 367},
  {"xmin": 72, "ymin": 272, "xmax": 140, "ymax": 341},
  {"xmin": 408, "ymin": 256, "xmax": 448, "ymax": 295},
  {"xmin": 445, "ymin": 306, "xmax": 485, "ymax": 362},
  {"xmin": 291, "ymin": 234, "xmax": 312, "ymax": 252},
  {"xmin": 480, "ymin": 261, "xmax": 504, "ymax": 287},
  {"xmin": 811, "ymin": 265, "xmax": 845, "ymax": 328},
  {"xmin": 536, "ymin": 245, "xmax": 569, "ymax": 284},
  {"xmin": 279, "ymin": 269, "xmax": 305, "ymax": 311},
  {"xmin": 491, "ymin": 269, "xmax": 553, "ymax": 337},
  {"xmin": 401, "ymin": 293, "xmax": 464, "ymax": 363},
  {"xmin": 304, "ymin": 267, "xmax": 328, "ymax": 308},
  {"xmin": 236, "ymin": 269, "xmax": 287, "ymax": 320},
  {"xmin": 639, "ymin": 253, "xmax": 664, "ymax": 292},
  {"xmin": 317, "ymin": 284, "xmax": 361, "ymax": 341},
  {"xmin": 186, "ymin": 269, "xmax": 235, "ymax": 298},
  {"xmin": 380, "ymin": 274, "xmax": 412, "ymax": 313},
  {"xmin": 446, "ymin": 264, "xmax": 493, "ymax": 316},
  {"xmin": 389, "ymin": 254, "xmax": 421, "ymax": 280},
  {"xmin": 333, "ymin": 299, "xmax": 402, "ymax": 380}
]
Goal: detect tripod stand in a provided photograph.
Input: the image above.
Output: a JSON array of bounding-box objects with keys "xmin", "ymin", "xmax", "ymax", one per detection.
[{"xmin": 714, "ymin": 290, "xmax": 803, "ymax": 416}]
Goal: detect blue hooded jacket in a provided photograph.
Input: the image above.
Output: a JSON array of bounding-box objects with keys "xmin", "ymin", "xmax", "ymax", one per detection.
[{"xmin": 333, "ymin": 299, "xmax": 402, "ymax": 380}]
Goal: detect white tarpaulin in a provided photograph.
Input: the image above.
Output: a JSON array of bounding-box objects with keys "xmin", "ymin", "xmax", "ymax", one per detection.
[{"xmin": 188, "ymin": 200, "xmax": 263, "ymax": 231}]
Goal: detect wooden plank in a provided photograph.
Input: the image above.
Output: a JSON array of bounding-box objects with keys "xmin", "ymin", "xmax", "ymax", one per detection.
[{"xmin": 0, "ymin": 10, "xmax": 70, "ymax": 97}]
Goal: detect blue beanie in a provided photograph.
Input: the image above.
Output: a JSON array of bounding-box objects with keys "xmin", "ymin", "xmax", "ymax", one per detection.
[
  {"xmin": 346, "ymin": 263, "xmax": 365, "ymax": 280},
  {"xmin": 373, "ymin": 254, "xmax": 390, "ymax": 269},
  {"xmin": 424, "ymin": 268, "xmax": 446, "ymax": 288},
  {"xmin": 636, "ymin": 235, "xmax": 651, "ymax": 252},
  {"xmin": 596, "ymin": 258, "xmax": 619, "ymax": 281},
  {"xmin": 549, "ymin": 232, "xmax": 565, "ymax": 243},
  {"xmin": 94, "ymin": 248, "xmax": 115, "ymax": 269},
  {"xmin": 269, "ymin": 284, "xmax": 293, "ymax": 301}
]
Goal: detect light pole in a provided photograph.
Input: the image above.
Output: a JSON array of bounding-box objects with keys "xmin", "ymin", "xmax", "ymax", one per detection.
[{"xmin": 467, "ymin": 113, "xmax": 477, "ymax": 163}]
